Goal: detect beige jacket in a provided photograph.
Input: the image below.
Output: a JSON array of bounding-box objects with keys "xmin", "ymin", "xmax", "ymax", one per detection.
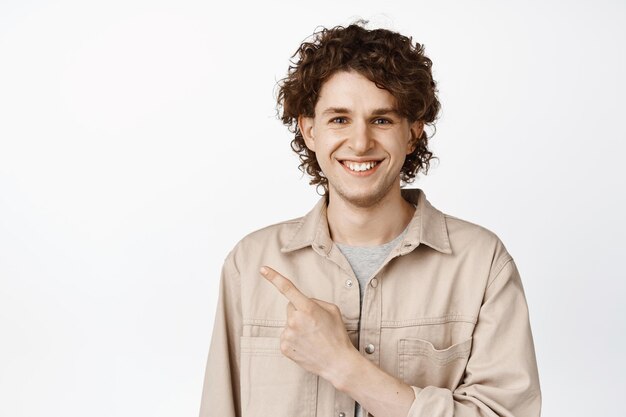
[{"xmin": 199, "ymin": 188, "xmax": 541, "ymax": 417}]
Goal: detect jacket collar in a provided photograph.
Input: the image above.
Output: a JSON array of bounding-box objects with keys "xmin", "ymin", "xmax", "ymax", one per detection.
[{"xmin": 281, "ymin": 188, "xmax": 452, "ymax": 255}]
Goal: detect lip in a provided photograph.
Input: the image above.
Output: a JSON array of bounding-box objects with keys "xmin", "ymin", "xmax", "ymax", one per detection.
[
  {"xmin": 338, "ymin": 159, "xmax": 382, "ymax": 177},
  {"xmin": 338, "ymin": 158, "xmax": 383, "ymax": 163}
]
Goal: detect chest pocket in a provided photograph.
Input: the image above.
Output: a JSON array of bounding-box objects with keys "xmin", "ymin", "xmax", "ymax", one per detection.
[
  {"xmin": 398, "ymin": 337, "xmax": 472, "ymax": 390},
  {"xmin": 240, "ymin": 336, "xmax": 318, "ymax": 417}
]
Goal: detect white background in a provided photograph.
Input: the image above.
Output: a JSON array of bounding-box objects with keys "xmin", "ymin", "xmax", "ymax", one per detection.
[{"xmin": 1, "ymin": 0, "xmax": 625, "ymax": 416}]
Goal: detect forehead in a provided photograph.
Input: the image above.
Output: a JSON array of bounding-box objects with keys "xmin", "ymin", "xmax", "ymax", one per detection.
[{"xmin": 315, "ymin": 70, "xmax": 398, "ymax": 111}]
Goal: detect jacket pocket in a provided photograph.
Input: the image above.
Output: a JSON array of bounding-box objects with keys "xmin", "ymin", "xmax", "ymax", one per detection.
[
  {"xmin": 398, "ymin": 337, "xmax": 472, "ymax": 390},
  {"xmin": 240, "ymin": 336, "xmax": 318, "ymax": 417}
]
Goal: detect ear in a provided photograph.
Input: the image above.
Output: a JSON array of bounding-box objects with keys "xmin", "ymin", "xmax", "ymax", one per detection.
[
  {"xmin": 298, "ymin": 115, "xmax": 316, "ymax": 152},
  {"xmin": 407, "ymin": 120, "xmax": 425, "ymax": 154}
]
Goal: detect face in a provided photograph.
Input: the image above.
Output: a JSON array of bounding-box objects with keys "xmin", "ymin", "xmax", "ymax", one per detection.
[{"xmin": 299, "ymin": 70, "xmax": 423, "ymax": 208}]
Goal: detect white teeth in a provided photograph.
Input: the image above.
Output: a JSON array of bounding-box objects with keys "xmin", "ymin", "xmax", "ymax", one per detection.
[{"xmin": 343, "ymin": 161, "xmax": 378, "ymax": 172}]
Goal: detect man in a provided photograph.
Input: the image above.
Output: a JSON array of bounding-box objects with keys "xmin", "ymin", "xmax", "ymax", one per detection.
[{"xmin": 199, "ymin": 21, "xmax": 541, "ymax": 417}]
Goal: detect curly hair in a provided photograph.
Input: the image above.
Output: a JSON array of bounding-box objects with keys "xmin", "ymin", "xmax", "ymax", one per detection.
[{"xmin": 275, "ymin": 20, "xmax": 441, "ymax": 193}]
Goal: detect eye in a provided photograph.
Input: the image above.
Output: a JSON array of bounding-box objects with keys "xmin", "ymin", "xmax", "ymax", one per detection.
[
  {"xmin": 330, "ymin": 117, "xmax": 348, "ymax": 124},
  {"xmin": 373, "ymin": 118, "xmax": 392, "ymax": 125}
]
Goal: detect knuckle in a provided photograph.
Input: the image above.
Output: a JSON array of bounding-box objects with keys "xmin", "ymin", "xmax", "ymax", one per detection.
[
  {"xmin": 281, "ymin": 283, "xmax": 293, "ymax": 294},
  {"xmin": 282, "ymin": 326, "xmax": 293, "ymax": 338},
  {"xmin": 308, "ymin": 314, "xmax": 319, "ymax": 327}
]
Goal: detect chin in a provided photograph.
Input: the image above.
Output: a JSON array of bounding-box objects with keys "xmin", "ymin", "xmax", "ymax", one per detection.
[{"xmin": 332, "ymin": 186, "xmax": 391, "ymax": 209}]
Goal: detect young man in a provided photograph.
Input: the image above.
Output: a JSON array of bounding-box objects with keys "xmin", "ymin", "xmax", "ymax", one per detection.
[{"xmin": 199, "ymin": 22, "xmax": 541, "ymax": 417}]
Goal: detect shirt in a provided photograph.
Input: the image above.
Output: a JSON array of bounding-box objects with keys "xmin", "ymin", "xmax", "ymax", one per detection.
[
  {"xmin": 336, "ymin": 224, "xmax": 408, "ymax": 313},
  {"xmin": 336, "ymin": 226, "xmax": 409, "ymax": 417},
  {"xmin": 198, "ymin": 187, "xmax": 542, "ymax": 417}
]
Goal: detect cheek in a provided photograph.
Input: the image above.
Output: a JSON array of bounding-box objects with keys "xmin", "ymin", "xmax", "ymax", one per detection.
[
  {"xmin": 312, "ymin": 136, "xmax": 340, "ymax": 159},
  {"xmin": 389, "ymin": 142, "xmax": 410, "ymax": 158},
  {"xmin": 402, "ymin": 139, "xmax": 415, "ymax": 155},
  {"xmin": 313, "ymin": 149, "xmax": 332, "ymax": 170},
  {"xmin": 316, "ymin": 157, "xmax": 335, "ymax": 175}
]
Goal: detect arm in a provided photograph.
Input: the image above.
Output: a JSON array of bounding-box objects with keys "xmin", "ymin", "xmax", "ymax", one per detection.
[
  {"xmin": 260, "ymin": 256, "xmax": 541, "ymax": 416},
  {"xmin": 330, "ymin": 352, "xmax": 416, "ymax": 417},
  {"xmin": 198, "ymin": 252, "xmax": 242, "ymax": 417},
  {"xmin": 332, "ymin": 258, "xmax": 542, "ymax": 417}
]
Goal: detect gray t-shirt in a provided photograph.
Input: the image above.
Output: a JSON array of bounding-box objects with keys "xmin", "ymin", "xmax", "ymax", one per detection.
[
  {"xmin": 335, "ymin": 226, "xmax": 409, "ymax": 417},
  {"xmin": 335, "ymin": 228, "xmax": 408, "ymax": 312}
]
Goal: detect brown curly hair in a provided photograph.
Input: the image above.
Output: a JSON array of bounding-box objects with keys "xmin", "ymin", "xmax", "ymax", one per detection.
[{"xmin": 275, "ymin": 20, "xmax": 441, "ymax": 193}]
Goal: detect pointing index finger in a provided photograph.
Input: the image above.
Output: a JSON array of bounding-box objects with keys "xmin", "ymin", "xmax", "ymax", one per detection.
[{"xmin": 260, "ymin": 266, "xmax": 313, "ymax": 311}]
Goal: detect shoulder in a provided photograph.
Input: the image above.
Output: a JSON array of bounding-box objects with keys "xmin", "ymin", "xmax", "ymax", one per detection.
[
  {"xmin": 443, "ymin": 212, "xmax": 500, "ymax": 243},
  {"xmin": 225, "ymin": 215, "xmax": 306, "ymax": 264},
  {"xmin": 442, "ymin": 212, "xmax": 514, "ymax": 280}
]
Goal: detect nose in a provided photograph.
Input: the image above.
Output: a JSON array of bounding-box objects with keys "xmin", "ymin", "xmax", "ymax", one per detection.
[{"xmin": 347, "ymin": 120, "xmax": 374, "ymax": 154}]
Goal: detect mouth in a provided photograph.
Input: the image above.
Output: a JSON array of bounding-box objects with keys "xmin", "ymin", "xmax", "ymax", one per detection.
[{"xmin": 339, "ymin": 159, "xmax": 382, "ymax": 176}]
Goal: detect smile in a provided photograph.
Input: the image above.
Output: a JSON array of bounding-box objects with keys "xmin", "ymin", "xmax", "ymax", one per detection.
[
  {"xmin": 340, "ymin": 160, "xmax": 381, "ymax": 176},
  {"xmin": 342, "ymin": 160, "xmax": 379, "ymax": 172}
]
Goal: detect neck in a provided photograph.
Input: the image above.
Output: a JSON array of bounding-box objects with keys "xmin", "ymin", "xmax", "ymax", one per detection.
[{"xmin": 326, "ymin": 186, "xmax": 415, "ymax": 246}]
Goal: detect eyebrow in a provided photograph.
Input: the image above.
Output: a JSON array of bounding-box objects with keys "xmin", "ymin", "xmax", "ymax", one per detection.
[{"xmin": 320, "ymin": 107, "xmax": 401, "ymax": 117}]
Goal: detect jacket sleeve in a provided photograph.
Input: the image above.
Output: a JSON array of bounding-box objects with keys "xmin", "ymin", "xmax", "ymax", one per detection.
[
  {"xmin": 406, "ymin": 257, "xmax": 542, "ymax": 417},
  {"xmin": 199, "ymin": 251, "xmax": 242, "ymax": 417}
]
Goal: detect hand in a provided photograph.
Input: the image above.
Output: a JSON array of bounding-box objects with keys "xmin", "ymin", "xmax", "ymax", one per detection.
[{"xmin": 259, "ymin": 265, "xmax": 357, "ymax": 382}]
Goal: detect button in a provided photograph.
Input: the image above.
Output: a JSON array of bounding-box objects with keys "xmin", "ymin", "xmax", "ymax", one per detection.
[
  {"xmin": 338, "ymin": 413, "xmax": 345, "ymax": 417},
  {"xmin": 370, "ymin": 278, "xmax": 378, "ymax": 288},
  {"xmin": 345, "ymin": 279, "xmax": 353, "ymax": 288},
  {"xmin": 365, "ymin": 343, "xmax": 375, "ymax": 354}
]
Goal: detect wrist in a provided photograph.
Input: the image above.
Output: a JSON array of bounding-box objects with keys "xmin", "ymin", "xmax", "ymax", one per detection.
[{"xmin": 325, "ymin": 347, "xmax": 366, "ymax": 392}]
